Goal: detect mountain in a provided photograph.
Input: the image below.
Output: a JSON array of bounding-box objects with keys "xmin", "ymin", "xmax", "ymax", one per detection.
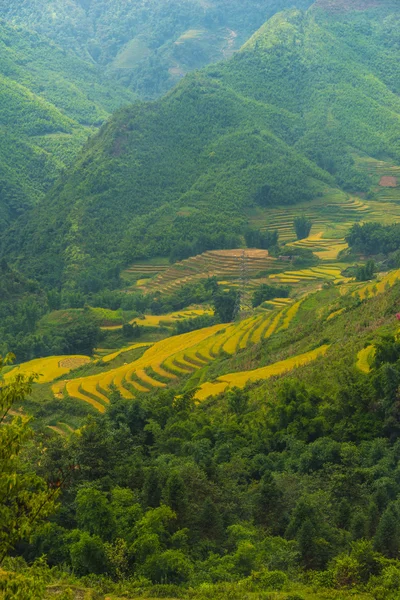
[
  {"xmin": 5, "ymin": 0, "xmax": 399, "ymax": 289},
  {"xmin": 2, "ymin": 0, "xmax": 313, "ymax": 99},
  {"xmin": 0, "ymin": 20, "xmax": 136, "ymax": 232}
]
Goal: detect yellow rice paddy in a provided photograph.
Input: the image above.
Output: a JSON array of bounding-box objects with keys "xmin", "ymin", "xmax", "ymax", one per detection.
[
  {"xmin": 4, "ymin": 355, "xmax": 90, "ymax": 384},
  {"xmin": 195, "ymin": 345, "xmax": 330, "ymax": 400}
]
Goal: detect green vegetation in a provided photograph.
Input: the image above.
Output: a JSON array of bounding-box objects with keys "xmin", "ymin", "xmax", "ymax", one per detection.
[
  {"xmin": 347, "ymin": 222, "xmax": 400, "ymax": 256},
  {"xmin": 2, "ymin": 0, "xmax": 313, "ymax": 99},
  {"xmin": 252, "ymin": 283, "xmax": 290, "ymax": 307},
  {"xmin": 6, "ymin": 1, "xmax": 400, "ymax": 291},
  {"xmin": 0, "ymin": 20, "xmax": 136, "ymax": 233},
  {"xmin": 3, "ymin": 1, "xmax": 400, "ymax": 597},
  {"xmin": 6, "ymin": 277, "xmax": 400, "ymax": 598},
  {"xmin": 294, "ymin": 216, "xmax": 312, "ymax": 241}
]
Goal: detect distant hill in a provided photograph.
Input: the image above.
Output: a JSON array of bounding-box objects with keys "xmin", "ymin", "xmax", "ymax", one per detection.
[
  {"xmin": 2, "ymin": 0, "xmax": 313, "ymax": 99},
  {"xmin": 0, "ymin": 20, "xmax": 136, "ymax": 232},
  {"xmin": 3, "ymin": 0, "xmax": 400, "ymax": 289}
]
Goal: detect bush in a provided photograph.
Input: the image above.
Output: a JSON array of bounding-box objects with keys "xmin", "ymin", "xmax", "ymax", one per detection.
[
  {"xmin": 142, "ymin": 550, "xmax": 193, "ymax": 584},
  {"xmin": 250, "ymin": 569, "xmax": 288, "ymax": 590}
]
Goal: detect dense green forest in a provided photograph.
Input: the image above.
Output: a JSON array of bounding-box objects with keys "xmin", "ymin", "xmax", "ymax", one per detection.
[
  {"xmin": 4, "ymin": 0, "xmax": 400, "ymax": 291},
  {"xmin": 0, "ymin": 20, "xmax": 135, "ymax": 232},
  {"xmin": 2, "ymin": 0, "xmax": 313, "ymax": 98}
]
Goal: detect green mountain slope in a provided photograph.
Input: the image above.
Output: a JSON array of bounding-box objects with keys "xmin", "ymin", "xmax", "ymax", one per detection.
[
  {"xmin": 5, "ymin": 0, "xmax": 399, "ymax": 289},
  {"xmin": 2, "ymin": 0, "xmax": 313, "ymax": 99},
  {"xmin": 0, "ymin": 21, "xmax": 136, "ymax": 232}
]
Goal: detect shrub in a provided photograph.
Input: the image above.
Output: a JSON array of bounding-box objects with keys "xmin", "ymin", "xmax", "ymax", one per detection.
[
  {"xmin": 143, "ymin": 550, "xmax": 193, "ymax": 584},
  {"xmin": 250, "ymin": 569, "xmax": 288, "ymax": 590}
]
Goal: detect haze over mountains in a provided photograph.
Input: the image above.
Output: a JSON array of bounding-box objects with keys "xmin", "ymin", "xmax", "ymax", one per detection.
[
  {"xmin": 3, "ymin": 0, "xmax": 400, "ymax": 290},
  {"xmin": 2, "ymin": 0, "xmax": 313, "ymax": 98}
]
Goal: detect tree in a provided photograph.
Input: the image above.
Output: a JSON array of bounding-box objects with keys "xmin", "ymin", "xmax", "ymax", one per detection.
[
  {"xmin": 122, "ymin": 322, "xmax": 141, "ymax": 340},
  {"xmin": 374, "ymin": 504, "xmax": 400, "ymax": 558},
  {"xmin": 213, "ymin": 289, "xmax": 238, "ymax": 323},
  {"xmin": 355, "ymin": 260, "xmax": 375, "ymax": 282},
  {"xmin": 76, "ymin": 487, "xmax": 116, "ymax": 541},
  {"xmin": 294, "ymin": 215, "xmax": 312, "ymax": 240},
  {"xmin": 0, "ymin": 355, "xmax": 57, "ymax": 564},
  {"xmin": 252, "ymin": 283, "xmax": 289, "ymax": 308},
  {"xmin": 70, "ymin": 532, "xmax": 107, "ymax": 576}
]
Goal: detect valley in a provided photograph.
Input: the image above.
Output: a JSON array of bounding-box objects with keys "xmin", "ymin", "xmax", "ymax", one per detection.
[{"xmin": 3, "ymin": 1, "xmax": 400, "ymax": 599}]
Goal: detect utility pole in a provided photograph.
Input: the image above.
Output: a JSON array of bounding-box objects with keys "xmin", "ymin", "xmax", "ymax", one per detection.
[{"xmin": 234, "ymin": 250, "xmax": 251, "ymax": 320}]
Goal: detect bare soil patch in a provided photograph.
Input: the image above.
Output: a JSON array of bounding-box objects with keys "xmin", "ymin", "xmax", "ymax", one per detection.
[
  {"xmin": 379, "ymin": 176, "xmax": 398, "ymax": 188},
  {"xmin": 59, "ymin": 357, "xmax": 90, "ymax": 369}
]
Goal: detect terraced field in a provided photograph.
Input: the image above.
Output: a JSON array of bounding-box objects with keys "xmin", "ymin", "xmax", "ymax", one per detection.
[
  {"xmin": 4, "ymin": 355, "xmax": 90, "ymax": 384},
  {"xmin": 256, "ymin": 194, "xmax": 372, "ymax": 244},
  {"xmin": 357, "ymin": 157, "xmax": 400, "ymax": 203},
  {"xmin": 353, "ymin": 269, "xmax": 400, "ymax": 300},
  {"xmin": 289, "ymin": 232, "xmax": 348, "ymax": 261},
  {"xmin": 58, "ymin": 301, "xmax": 309, "ymax": 411},
  {"xmin": 139, "ymin": 249, "xmax": 288, "ymax": 294},
  {"xmin": 195, "ymin": 345, "xmax": 330, "ymax": 400},
  {"xmin": 269, "ymin": 265, "xmax": 343, "ymax": 285},
  {"xmin": 101, "ymin": 308, "xmax": 212, "ymax": 331}
]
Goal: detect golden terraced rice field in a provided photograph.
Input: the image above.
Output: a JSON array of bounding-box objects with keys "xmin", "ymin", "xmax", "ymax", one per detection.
[
  {"xmin": 4, "ymin": 355, "xmax": 90, "ymax": 384},
  {"xmin": 60, "ymin": 303, "xmax": 302, "ymax": 410},
  {"xmin": 195, "ymin": 345, "xmax": 330, "ymax": 400}
]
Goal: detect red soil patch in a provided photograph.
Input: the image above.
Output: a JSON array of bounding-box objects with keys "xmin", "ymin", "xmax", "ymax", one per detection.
[{"xmin": 379, "ymin": 176, "xmax": 398, "ymax": 188}]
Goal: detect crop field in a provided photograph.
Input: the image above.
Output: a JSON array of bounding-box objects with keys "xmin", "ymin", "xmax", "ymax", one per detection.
[
  {"xmin": 289, "ymin": 232, "xmax": 349, "ymax": 260},
  {"xmin": 356, "ymin": 157, "xmax": 400, "ymax": 202},
  {"xmin": 353, "ymin": 269, "xmax": 400, "ymax": 300},
  {"xmin": 357, "ymin": 345, "xmax": 375, "ymax": 373},
  {"xmin": 327, "ymin": 308, "xmax": 345, "ymax": 321},
  {"xmin": 4, "ymin": 355, "xmax": 90, "ymax": 384},
  {"xmin": 195, "ymin": 345, "xmax": 330, "ymax": 400},
  {"xmin": 59, "ymin": 301, "xmax": 304, "ymax": 410},
  {"xmin": 269, "ymin": 265, "xmax": 342, "ymax": 285},
  {"xmin": 252, "ymin": 191, "xmax": 373, "ymax": 243},
  {"xmin": 101, "ymin": 308, "xmax": 212, "ymax": 330},
  {"xmin": 138, "ymin": 249, "xmax": 287, "ymax": 294}
]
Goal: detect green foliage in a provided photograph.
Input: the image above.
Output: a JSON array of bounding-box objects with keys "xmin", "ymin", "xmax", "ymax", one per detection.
[
  {"xmin": 294, "ymin": 216, "xmax": 312, "ymax": 241},
  {"xmin": 244, "ymin": 229, "xmax": 279, "ymax": 250},
  {"xmin": 0, "ymin": 355, "xmax": 57, "ymax": 564},
  {"xmin": 0, "ymin": 21, "xmax": 135, "ymax": 233},
  {"xmin": 10, "ymin": 3, "xmax": 400, "ymax": 289},
  {"xmin": 1, "ymin": 0, "xmax": 313, "ymax": 99},
  {"xmin": 356, "ymin": 260, "xmax": 376, "ymax": 282},
  {"xmin": 252, "ymin": 283, "xmax": 289, "ymax": 307},
  {"xmin": 213, "ymin": 289, "xmax": 239, "ymax": 323},
  {"xmin": 347, "ymin": 223, "xmax": 400, "ymax": 257}
]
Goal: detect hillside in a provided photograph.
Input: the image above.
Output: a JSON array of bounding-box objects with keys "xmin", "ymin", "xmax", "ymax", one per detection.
[
  {"xmin": 5, "ymin": 0, "xmax": 400, "ymax": 289},
  {"xmin": 2, "ymin": 0, "xmax": 313, "ymax": 99},
  {"xmin": 6, "ymin": 258, "xmax": 400, "ymax": 598},
  {"xmin": 0, "ymin": 20, "xmax": 136, "ymax": 232}
]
